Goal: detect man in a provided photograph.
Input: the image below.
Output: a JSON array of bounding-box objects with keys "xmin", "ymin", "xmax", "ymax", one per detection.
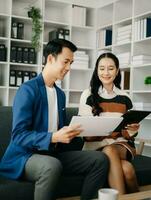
[{"xmin": 0, "ymin": 39, "xmax": 109, "ymax": 200}]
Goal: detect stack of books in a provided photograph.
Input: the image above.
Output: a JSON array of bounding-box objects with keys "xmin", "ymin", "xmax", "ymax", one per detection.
[
  {"xmin": 134, "ymin": 17, "xmax": 151, "ymax": 41},
  {"xmin": 72, "ymin": 5, "xmax": 86, "ymax": 26},
  {"xmin": 116, "ymin": 24, "xmax": 132, "ymax": 45},
  {"xmin": 117, "ymin": 52, "xmax": 131, "ymax": 67},
  {"xmin": 71, "ymin": 51, "xmax": 89, "ymax": 69},
  {"xmin": 132, "ymin": 55, "xmax": 151, "ymax": 65}
]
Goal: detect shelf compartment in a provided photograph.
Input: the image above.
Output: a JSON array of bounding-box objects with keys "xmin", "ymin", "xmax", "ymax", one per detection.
[
  {"xmin": 68, "ymin": 91, "xmax": 82, "ymax": 107},
  {"xmin": 43, "ymin": 22, "xmax": 70, "ymax": 43},
  {"xmin": 133, "ymin": 39, "xmax": 151, "ymax": 55},
  {"xmin": 0, "ymin": 63, "xmax": 9, "ymax": 87},
  {"xmin": 11, "ymin": 17, "xmax": 32, "ymax": 41},
  {"xmin": 69, "ymin": 70, "xmax": 91, "ymax": 91},
  {"xmin": 12, "ymin": 0, "xmax": 42, "ymax": 17},
  {"xmin": 0, "ymin": 0, "xmax": 11, "ymax": 15},
  {"xmin": 71, "ymin": 27, "xmax": 95, "ymax": 49},
  {"xmin": 0, "ymin": 15, "xmax": 10, "ymax": 38},
  {"xmin": 0, "ymin": 88, "xmax": 8, "ymax": 106},
  {"xmin": 114, "ymin": 0, "xmax": 132, "ymax": 23},
  {"xmin": 134, "ymin": 0, "xmax": 151, "ymax": 16},
  {"xmin": 132, "ymin": 93, "xmax": 151, "ymax": 106},
  {"xmin": 97, "ymin": 3, "xmax": 113, "ymax": 28},
  {"xmin": 132, "ymin": 67, "xmax": 151, "ymax": 91},
  {"xmin": 44, "ymin": 0, "xmax": 71, "ymax": 24}
]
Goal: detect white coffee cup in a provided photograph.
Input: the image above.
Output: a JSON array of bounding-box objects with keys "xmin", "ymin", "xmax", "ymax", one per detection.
[{"xmin": 98, "ymin": 188, "xmax": 119, "ymax": 200}]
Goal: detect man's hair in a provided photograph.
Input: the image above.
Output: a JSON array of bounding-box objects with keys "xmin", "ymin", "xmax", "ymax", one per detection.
[{"xmin": 43, "ymin": 39, "xmax": 77, "ymax": 64}]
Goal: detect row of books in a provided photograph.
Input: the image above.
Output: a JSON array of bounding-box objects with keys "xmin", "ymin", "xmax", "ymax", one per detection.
[
  {"xmin": 49, "ymin": 28, "xmax": 70, "ymax": 41},
  {"xmin": 116, "ymin": 24, "xmax": 132, "ymax": 45},
  {"xmin": 134, "ymin": 17, "xmax": 151, "ymax": 41},
  {"xmin": 72, "ymin": 5, "xmax": 86, "ymax": 26},
  {"xmin": 71, "ymin": 51, "xmax": 89, "ymax": 69},
  {"xmin": 97, "ymin": 29, "xmax": 112, "ymax": 48},
  {"xmin": 132, "ymin": 54, "xmax": 151, "ymax": 65},
  {"xmin": 10, "ymin": 46, "xmax": 36, "ymax": 64},
  {"xmin": 121, "ymin": 71, "xmax": 130, "ymax": 90},
  {"xmin": 0, "ymin": 44, "xmax": 7, "ymax": 61},
  {"xmin": 10, "ymin": 70, "xmax": 37, "ymax": 87},
  {"xmin": 11, "ymin": 21, "xmax": 24, "ymax": 40}
]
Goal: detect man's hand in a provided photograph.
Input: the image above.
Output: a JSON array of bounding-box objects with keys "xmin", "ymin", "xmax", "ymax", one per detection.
[{"xmin": 52, "ymin": 124, "xmax": 82, "ymax": 143}]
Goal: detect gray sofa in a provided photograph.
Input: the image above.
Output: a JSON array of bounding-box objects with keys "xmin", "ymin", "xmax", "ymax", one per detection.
[{"xmin": 0, "ymin": 106, "xmax": 151, "ymax": 200}]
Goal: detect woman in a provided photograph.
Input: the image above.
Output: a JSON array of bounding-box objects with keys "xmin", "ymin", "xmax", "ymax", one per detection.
[{"xmin": 78, "ymin": 52, "xmax": 139, "ymax": 194}]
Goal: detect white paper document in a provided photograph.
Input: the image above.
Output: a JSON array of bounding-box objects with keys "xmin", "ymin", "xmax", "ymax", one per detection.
[{"xmin": 70, "ymin": 116, "xmax": 123, "ymax": 136}]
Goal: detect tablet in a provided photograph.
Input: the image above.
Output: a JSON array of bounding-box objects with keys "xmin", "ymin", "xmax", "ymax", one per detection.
[
  {"xmin": 114, "ymin": 110, "xmax": 151, "ymax": 131},
  {"xmin": 70, "ymin": 116, "xmax": 123, "ymax": 136}
]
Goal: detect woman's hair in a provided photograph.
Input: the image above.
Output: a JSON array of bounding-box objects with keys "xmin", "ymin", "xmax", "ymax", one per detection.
[{"xmin": 90, "ymin": 52, "xmax": 121, "ymax": 116}]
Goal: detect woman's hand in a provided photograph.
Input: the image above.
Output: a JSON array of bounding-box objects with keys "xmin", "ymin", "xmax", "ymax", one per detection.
[{"xmin": 125, "ymin": 123, "xmax": 140, "ymax": 132}]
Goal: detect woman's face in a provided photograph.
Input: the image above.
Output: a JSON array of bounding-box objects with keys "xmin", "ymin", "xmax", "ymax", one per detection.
[{"xmin": 97, "ymin": 57, "xmax": 119, "ymax": 87}]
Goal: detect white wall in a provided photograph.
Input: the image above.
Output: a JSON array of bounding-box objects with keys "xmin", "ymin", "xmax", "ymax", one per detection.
[{"xmin": 95, "ymin": 0, "xmax": 115, "ymax": 7}]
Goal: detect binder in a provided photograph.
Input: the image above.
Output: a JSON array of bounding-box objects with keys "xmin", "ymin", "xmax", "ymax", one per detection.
[
  {"xmin": 16, "ymin": 71, "xmax": 23, "ymax": 86},
  {"xmin": 16, "ymin": 47, "xmax": 23, "ymax": 63},
  {"xmin": 22, "ymin": 47, "xmax": 29, "ymax": 64},
  {"xmin": 0, "ymin": 44, "xmax": 7, "ymax": 61},
  {"xmin": 28, "ymin": 48, "xmax": 36, "ymax": 64},
  {"xmin": 23, "ymin": 71, "xmax": 30, "ymax": 82},
  {"xmin": 105, "ymin": 30, "xmax": 112, "ymax": 46},
  {"xmin": 17, "ymin": 22, "xmax": 24, "ymax": 39},
  {"xmin": 30, "ymin": 71, "xmax": 37, "ymax": 79},
  {"xmin": 11, "ymin": 22, "xmax": 17, "ymax": 39},
  {"xmin": 9, "ymin": 70, "xmax": 16, "ymax": 86},
  {"xmin": 10, "ymin": 46, "xmax": 17, "ymax": 63}
]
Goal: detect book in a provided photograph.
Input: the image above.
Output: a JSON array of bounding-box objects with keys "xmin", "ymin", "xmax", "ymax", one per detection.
[
  {"xmin": 105, "ymin": 30, "xmax": 112, "ymax": 46},
  {"xmin": 114, "ymin": 110, "xmax": 151, "ymax": 132},
  {"xmin": 146, "ymin": 18, "xmax": 151, "ymax": 38}
]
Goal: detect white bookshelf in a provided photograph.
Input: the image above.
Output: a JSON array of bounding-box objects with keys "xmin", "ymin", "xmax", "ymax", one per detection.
[
  {"xmin": 0, "ymin": 0, "xmax": 97, "ymax": 107},
  {"xmin": 96, "ymin": 0, "xmax": 151, "ymax": 148}
]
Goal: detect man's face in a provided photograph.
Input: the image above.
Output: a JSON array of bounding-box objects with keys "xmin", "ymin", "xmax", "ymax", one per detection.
[{"xmin": 50, "ymin": 47, "xmax": 74, "ymax": 80}]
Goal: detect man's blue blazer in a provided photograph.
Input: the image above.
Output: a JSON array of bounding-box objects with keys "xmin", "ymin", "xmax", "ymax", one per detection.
[{"xmin": 0, "ymin": 73, "xmax": 66, "ymax": 179}]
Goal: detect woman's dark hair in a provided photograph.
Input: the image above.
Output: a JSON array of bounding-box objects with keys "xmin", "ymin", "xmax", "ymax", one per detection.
[
  {"xmin": 43, "ymin": 39, "xmax": 77, "ymax": 65},
  {"xmin": 90, "ymin": 52, "xmax": 121, "ymax": 116}
]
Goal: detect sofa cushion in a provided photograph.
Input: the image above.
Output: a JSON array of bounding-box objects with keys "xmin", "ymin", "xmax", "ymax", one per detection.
[
  {"xmin": 132, "ymin": 154, "xmax": 151, "ymax": 186},
  {"xmin": 0, "ymin": 176, "xmax": 34, "ymax": 200}
]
